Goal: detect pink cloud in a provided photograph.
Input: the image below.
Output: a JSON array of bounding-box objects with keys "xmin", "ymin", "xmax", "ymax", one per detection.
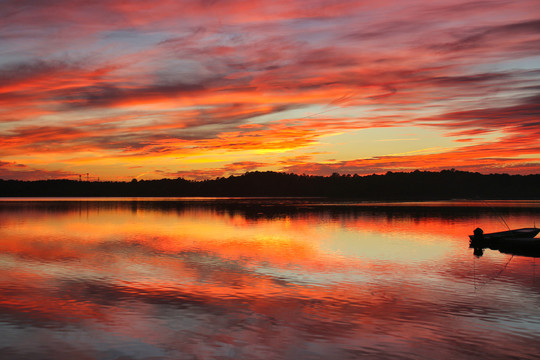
[{"xmin": 1, "ymin": 0, "xmax": 539, "ymax": 178}]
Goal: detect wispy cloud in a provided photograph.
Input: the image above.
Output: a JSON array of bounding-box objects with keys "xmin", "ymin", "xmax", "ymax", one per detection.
[
  {"xmin": 0, "ymin": 161, "xmax": 76, "ymax": 180},
  {"xmin": 1, "ymin": 0, "xmax": 539, "ymax": 179}
]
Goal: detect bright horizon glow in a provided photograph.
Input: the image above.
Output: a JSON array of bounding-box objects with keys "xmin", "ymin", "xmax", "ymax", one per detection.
[{"xmin": 1, "ymin": 0, "xmax": 539, "ymax": 181}]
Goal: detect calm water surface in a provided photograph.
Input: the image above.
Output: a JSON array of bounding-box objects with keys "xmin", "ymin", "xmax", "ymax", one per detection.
[{"xmin": 1, "ymin": 199, "xmax": 539, "ymax": 359}]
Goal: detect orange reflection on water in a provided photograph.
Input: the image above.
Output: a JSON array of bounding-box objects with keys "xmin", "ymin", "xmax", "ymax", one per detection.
[{"xmin": 0, "ymin": 200, "xmax": 539, "ymax": 359}]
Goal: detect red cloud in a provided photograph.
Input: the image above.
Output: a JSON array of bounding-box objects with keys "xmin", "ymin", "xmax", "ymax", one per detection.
[
  {"xmin": 0, "ymin": 161, "xmax": 76, "ymax": 180},
  {"xmin": 1, "ymin": 0, "xmax": 539, "ymax": 178}
]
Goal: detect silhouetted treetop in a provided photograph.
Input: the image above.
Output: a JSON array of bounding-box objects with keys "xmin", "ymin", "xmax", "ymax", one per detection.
[{"xmin": 0, "ymin": 170, "xmax": 538, "ymax": 199}]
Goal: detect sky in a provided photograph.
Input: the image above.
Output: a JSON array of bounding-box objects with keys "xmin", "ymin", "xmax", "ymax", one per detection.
[{"xmin": 1, "ymin": 0, "xmax": 539, "ymax": 181}]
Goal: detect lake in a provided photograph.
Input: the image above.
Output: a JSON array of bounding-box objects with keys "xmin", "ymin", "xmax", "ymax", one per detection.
[{"xmin": 1, "ymin": 198, "xmax": 539, "ymax": 359}]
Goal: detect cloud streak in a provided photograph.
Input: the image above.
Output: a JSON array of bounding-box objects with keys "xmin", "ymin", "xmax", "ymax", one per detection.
[{"xmin": 1, "ymin": 0, "xmax": 539, "ymax": 179}]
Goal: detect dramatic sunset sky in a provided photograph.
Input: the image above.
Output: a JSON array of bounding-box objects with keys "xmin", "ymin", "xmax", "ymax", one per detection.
[{"xmin": 1, "ymin": 0, "xmax": 539, "ymax": 181}]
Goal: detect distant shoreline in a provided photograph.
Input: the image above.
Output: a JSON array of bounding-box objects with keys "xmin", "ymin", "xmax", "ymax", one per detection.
[{"xmin": 1, "ymin": 170, "xmax": 539, "ymax": 200}]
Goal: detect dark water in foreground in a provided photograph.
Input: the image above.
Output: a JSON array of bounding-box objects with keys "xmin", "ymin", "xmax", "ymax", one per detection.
[{"xmin": 1, "ymin": 198, "xmax": 539, "ymax": 360}]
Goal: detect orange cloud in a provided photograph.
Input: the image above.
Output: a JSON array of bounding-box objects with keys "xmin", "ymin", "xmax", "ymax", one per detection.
[{"xmin": 1, "ymin": 0, "xmax": 539, "ymax": 179}]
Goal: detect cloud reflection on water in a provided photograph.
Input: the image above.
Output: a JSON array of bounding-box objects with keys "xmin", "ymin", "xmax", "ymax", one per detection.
[{"xmin": 0, "ymin": 199, "xmax": 539, "ymax": 359}]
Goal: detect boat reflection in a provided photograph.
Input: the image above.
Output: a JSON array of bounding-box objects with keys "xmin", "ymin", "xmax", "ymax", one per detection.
[{"xmin": 471, "ymin": 243, "xmax": 540, "ymax": 258}]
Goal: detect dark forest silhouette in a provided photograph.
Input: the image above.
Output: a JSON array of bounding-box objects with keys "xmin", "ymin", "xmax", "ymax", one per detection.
[{"xmin": 1, "ymin": 170, "xmax": 539, "ymax": 199}]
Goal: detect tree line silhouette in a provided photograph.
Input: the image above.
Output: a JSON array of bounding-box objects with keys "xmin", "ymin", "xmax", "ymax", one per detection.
[{"xmin": 1, "ymin": 169, "xmax": 539, "ymax": 199}]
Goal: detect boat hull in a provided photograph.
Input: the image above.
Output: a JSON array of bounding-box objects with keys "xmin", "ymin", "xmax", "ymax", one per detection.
[
  {"xmin": 469, "ymin": 228, "xmax": 540, "ymax": 257},
  {"xmin": 468, "ymin": 227, "xmax": 539, "ymax": 241}
]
